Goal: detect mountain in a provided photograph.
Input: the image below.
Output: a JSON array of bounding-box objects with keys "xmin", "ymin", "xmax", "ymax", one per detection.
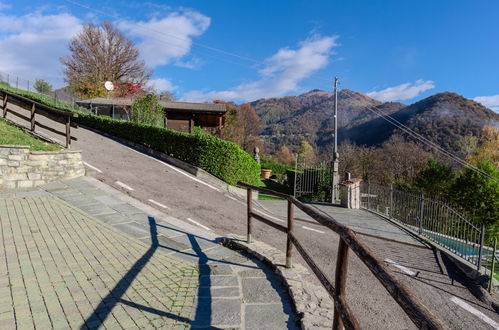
[{"xmin": 250, "ymin": 90, "xmax": 499, "ymax": 155}]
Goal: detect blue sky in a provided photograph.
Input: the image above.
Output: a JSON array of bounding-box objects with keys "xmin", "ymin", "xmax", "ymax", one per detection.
[{"xmin": 1, "ymin": 0, "xmax": 499, "ymax": 110}]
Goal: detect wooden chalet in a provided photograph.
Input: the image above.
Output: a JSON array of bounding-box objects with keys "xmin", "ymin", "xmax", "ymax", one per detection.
[{"xmin": 75, "ymin": 97, "xmax": 226, "ymax": 133}]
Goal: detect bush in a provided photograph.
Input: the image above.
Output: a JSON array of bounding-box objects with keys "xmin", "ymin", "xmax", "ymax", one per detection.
[
  {"xmin": 75, "ymin": 113, "xmax": 261, "ymax": 186},
  {"xmin": 131, "ymin": 94, "xmax": 164, "ymax": 126}
]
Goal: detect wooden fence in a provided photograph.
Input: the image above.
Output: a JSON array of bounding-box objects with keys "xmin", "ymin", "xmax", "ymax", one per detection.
[
  {"xmin": 239, "ymin": 182, "xmax": 448, "ymax": 330},
  {"xmin": 1, "ymin": 89, "xmax": 78, "ymax": 148}
]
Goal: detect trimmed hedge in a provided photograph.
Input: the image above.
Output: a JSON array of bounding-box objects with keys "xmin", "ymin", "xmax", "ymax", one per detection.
[{"xmin": 76, "ymin": 113, "xmax": 261, "ymax": 186}]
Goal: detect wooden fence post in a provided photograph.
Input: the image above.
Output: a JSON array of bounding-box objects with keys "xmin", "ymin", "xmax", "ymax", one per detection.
[
  {"xmin": 247, "ymin": 188, "xmax": 253, "ymax": 243},
  {"xmin": 2, "ymin": 94, "xmax": 7, "ymax": 118},
  {"xmin": 332, "ymin": 238, "xmax": 350, "ymax": 330},
  {"xmin": 65, "ymin": 115, "xmax": 71, "ymax": 148},
  {"xmin": 286, "ymin": 200, "xmax": 294, "ymax": 268},
  {"xmin": 30, "ymin": 103, "xmax": 36, "ymax": 131}
]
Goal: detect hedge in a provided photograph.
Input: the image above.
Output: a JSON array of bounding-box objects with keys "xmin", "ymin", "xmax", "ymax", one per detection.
[{"xmin": 75, "ymin": 113, "xmax": 261, "ymax": 186}]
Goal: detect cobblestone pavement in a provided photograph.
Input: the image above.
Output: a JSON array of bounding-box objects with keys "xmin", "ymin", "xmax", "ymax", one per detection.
[{"xmin": 0, "ymin": 177, "xmax": 299, "ymax": 329}]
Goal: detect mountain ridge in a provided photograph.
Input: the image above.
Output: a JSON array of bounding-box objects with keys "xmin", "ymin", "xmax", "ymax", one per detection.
[{"xmin": 250, "ymin": 89, "xmax": 499, "ymax": 155}]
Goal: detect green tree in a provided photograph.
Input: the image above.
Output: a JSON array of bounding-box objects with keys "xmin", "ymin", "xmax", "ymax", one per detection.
[
  {"xmin": 449, "ymin": 160, "xmax": 499, "ymax": 243},
  {"xmin": 414, "ymin": 158, "xmax": 455, "ymax": 197},
  {"xmin": 34, "ymin": 79, "xmax": 53, "ymax": 94},
  {"xmin": 131, "ymin": 94, "xmax": 164, "ymax": 126},
  {"xmin": 297, "ymin": 140, "xmax": 315, "ymax": 165}
]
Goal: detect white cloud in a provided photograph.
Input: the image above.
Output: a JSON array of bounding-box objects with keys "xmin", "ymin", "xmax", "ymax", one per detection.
[
  {"xmin": 119, "ymin": 10, "xmax": 210, "ymax": 67},
  {"xmin": 366, "ymin": 80, "xmax": 435, "ymax": 102},
  {"xmin": 0, "ymin": 12, "xmax": 82, "ymax": 87},
  {"xmin": 183, "ymin": 35, "xmax": 339, "ymax": 102},
  {"xmin": 473, "ymin": 95, "xmax": 499, "ymax": 112},
  {"xmin": 146, "ymin": 78, "xmax": 177, "ymax": 92}
]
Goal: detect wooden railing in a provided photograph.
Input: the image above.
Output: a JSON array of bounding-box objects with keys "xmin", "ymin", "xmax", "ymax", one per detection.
[
  {"xmin": 239, "ymin": 182, "xmax": 448, "ymax": 330},
  {"xmin": 0, "ymin": 89, "xmax": 78, "ymax": 148}
]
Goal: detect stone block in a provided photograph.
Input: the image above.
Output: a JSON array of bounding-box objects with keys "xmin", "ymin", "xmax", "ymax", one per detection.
[
  {"xmin": 15, "ymin": 166, "xmax": 29, "ymax": 173},
  {"xmin": 0, "ymin": 158, "xmax": 7, "ymax": 165},
  {"xmin": 17, "ymin": 180, "xmax": 33, "ymax": 188},
  {"xmin": 27, "ymin": 173, "xmax": 42, "ymax": 180},
  {"xmin": 28, "ymin": 154, "xmax": 49, "ymax": 161},
  {"xmin": 25, "ymin": 160, "xmax": 47, "ymax": 167},
  {"xmin": 3, "ymin": 180, "xmax": 16, "ymax": 189},
  {"xmin": 0, "ymin": 148, "xmax": 10, "ymax": 155},
  {"xmin": 8, "ymin": 173, "xmax": 28, "ymax": 181},
  {"xmin": 9, "ymin": 148, "xmax": 21, "ymax": 154},
  {"xmin": 7, "ymin": 161, "xmax": 20, "ymax": 167},
  {"xmin": 8, "ymin": 154, "xmax": 25, "ymax": 161},
  {"xmin": 34, "ymin": 180, "xmax": 46, "ymax": 186}
]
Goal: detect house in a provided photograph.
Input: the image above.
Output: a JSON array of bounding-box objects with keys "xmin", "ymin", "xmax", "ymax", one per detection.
[{"xmin": 75, "ymin": 97, "xmax": 227, "ymax": 133}]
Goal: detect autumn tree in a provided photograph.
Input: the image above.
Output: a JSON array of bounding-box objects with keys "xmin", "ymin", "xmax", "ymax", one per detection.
[
  {"xmin": 468, "ymin": 126, "xmax": 499, "ymax": 167},
  {"xmin": 239, "ymin": 103, "xmax": 262, "ymax": 152},
  {"xmin": 61, "ymin": 21, "xmax": 151, "ymax": 98},
  {"xmin": 275, "ymin": 146, "xmax": 295, "ymax": 165},
  {"xmin": 379, "ymin": 135, "xmax": 431, "ymax": 184}
]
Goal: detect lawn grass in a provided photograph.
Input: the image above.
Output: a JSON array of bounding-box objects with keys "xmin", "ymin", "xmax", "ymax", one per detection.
[
  {"xmin": 0, "ymin": 118, "xmax": 61, "ymax": 151},
  {"xmin": 258, "ymin": 179, "xmax": 292, "ymax": 200}
]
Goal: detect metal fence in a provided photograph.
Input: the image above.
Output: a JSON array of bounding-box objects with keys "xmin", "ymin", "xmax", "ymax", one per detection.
[
  {"xmin": 293, "ymin": 158, "xmax": 333, "ymax": 202},
  {"xmin": 0, "ymin": 71, "xmax": 89, "ymax": 114},
  {"xmin": 360, "ymin": 182, "xmax": 489, "ymax": 271}
]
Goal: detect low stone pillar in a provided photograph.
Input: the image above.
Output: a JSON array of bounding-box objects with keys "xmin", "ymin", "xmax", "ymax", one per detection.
[{"xmin": 340, "ymin": 178, "xmax": 362, "ymax": 209}]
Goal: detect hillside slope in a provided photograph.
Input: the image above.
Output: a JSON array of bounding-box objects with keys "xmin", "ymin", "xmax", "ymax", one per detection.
[{"xmin": 251, "ymin": 90, "xmax": 499, "ymax": 155}]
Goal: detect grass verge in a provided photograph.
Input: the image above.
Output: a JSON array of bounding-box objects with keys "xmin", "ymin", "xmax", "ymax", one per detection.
[{"xmin": 0, "ymin": 118, "xmax": 61, "ymax": 151}]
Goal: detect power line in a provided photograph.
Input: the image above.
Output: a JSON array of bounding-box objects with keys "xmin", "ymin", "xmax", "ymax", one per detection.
[
  {"xmin": 61, "ymin": 0, "xmax": 497, "ymax": 182},
  {"xmin": 366, "ymin": 106, "xmax": 499, "ymax": 183},
  {"xmin": 61, "ymin": 0, "xmax": 333, "ymax": 83}
]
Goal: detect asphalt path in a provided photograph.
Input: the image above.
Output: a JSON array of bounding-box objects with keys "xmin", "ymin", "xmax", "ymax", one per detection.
[{"xmin": 4, "ymin": 105, "xmax": 499, "ymax": 329}]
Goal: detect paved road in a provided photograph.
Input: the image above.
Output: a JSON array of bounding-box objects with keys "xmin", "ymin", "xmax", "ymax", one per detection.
[{"xmin": 5, "ymin": 104, "xmax": 499, "ymax": 329}]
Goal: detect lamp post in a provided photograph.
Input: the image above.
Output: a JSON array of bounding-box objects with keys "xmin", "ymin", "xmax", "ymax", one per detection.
[{"xmin": 331, "ymin": 77, "xmax": 340, "ymax": 203}]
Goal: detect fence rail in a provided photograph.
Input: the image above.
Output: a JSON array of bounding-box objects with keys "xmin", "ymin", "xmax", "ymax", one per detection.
[
  {"xmin": 239, "ymin": 181, "xmax": 447, "ymax": 330},
  {"xmin": 0, "ymin": 89, "xmax": 78, "ymax": 148},
  {"xmin": 360, "ymin": 182, "xmax": 488, "ymax": 271}
]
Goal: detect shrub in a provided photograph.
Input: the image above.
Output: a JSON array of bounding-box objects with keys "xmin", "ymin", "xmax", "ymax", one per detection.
[
  {"xmin": 75, "ymin": 113, "xmax": 261, "ymax": 186},
  {"xmin": 131, "ymin": 94, "xmax": 164, "ymax": 126}
]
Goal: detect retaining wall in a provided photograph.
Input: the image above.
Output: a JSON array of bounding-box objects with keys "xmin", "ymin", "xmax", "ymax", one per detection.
[{"xmin": 0, "ymin": 145, "xmax": 85, "ymax": 189}]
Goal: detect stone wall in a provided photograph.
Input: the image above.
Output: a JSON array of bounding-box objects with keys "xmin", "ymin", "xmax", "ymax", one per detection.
[{"xmin": 0, "ymin": 145, "xmax": 84, "ymax": 189}]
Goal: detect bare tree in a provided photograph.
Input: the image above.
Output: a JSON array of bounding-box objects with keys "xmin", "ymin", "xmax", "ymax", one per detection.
[{"xmin": 61, "ymin": 21, "xmax": 151, "ymax": 97}]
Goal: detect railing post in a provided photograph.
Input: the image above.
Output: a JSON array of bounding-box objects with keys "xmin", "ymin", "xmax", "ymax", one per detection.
[
  {"xmin": 488, "ymin": 237, "xmax": 497, "ymax": 293},
  {"xmin": 333, "ymin": 238, "xmax": 350, "ymax": 330},
  {"xmin": 247, "ymin": 188, "xmax": 253, "ymax": 243},
  {"xmin": 477, "ymin": 224, "xmax": 485, "ymax": 271},
  {"xmin": 419, "ymin": 193, "xmax": 424, "ymax": 234},
  {"xmin": 367, "ymin": 181, "xmax": 371, "ymax": 210},
  {"xmin": 286, "ymin": 200, "xmax": 294, "ymax": 268},
  {"xmin": 2, "ymin": 94, "xmax": 7, "ymax": 118},
  {"xmin": 65, "ymin": 115, "xmax": 71, "ymax": 148},
  {"xmin": 389, "ymin": 184, "xmax": 394, "ymax": 218},
  {"xmin": 30, "ymin": 103, "xmax": 36, "ymax": 131}
]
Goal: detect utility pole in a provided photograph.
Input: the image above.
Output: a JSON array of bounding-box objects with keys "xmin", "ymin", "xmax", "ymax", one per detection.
[{"xmin": 331, "ymin": 77, "xmax": 340, "ymax": 203}]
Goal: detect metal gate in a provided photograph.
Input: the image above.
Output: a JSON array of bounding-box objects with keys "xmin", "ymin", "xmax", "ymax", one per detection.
[{"xmin": 293, "ymin": 158, "xmax": 333, "ymax": 202}]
